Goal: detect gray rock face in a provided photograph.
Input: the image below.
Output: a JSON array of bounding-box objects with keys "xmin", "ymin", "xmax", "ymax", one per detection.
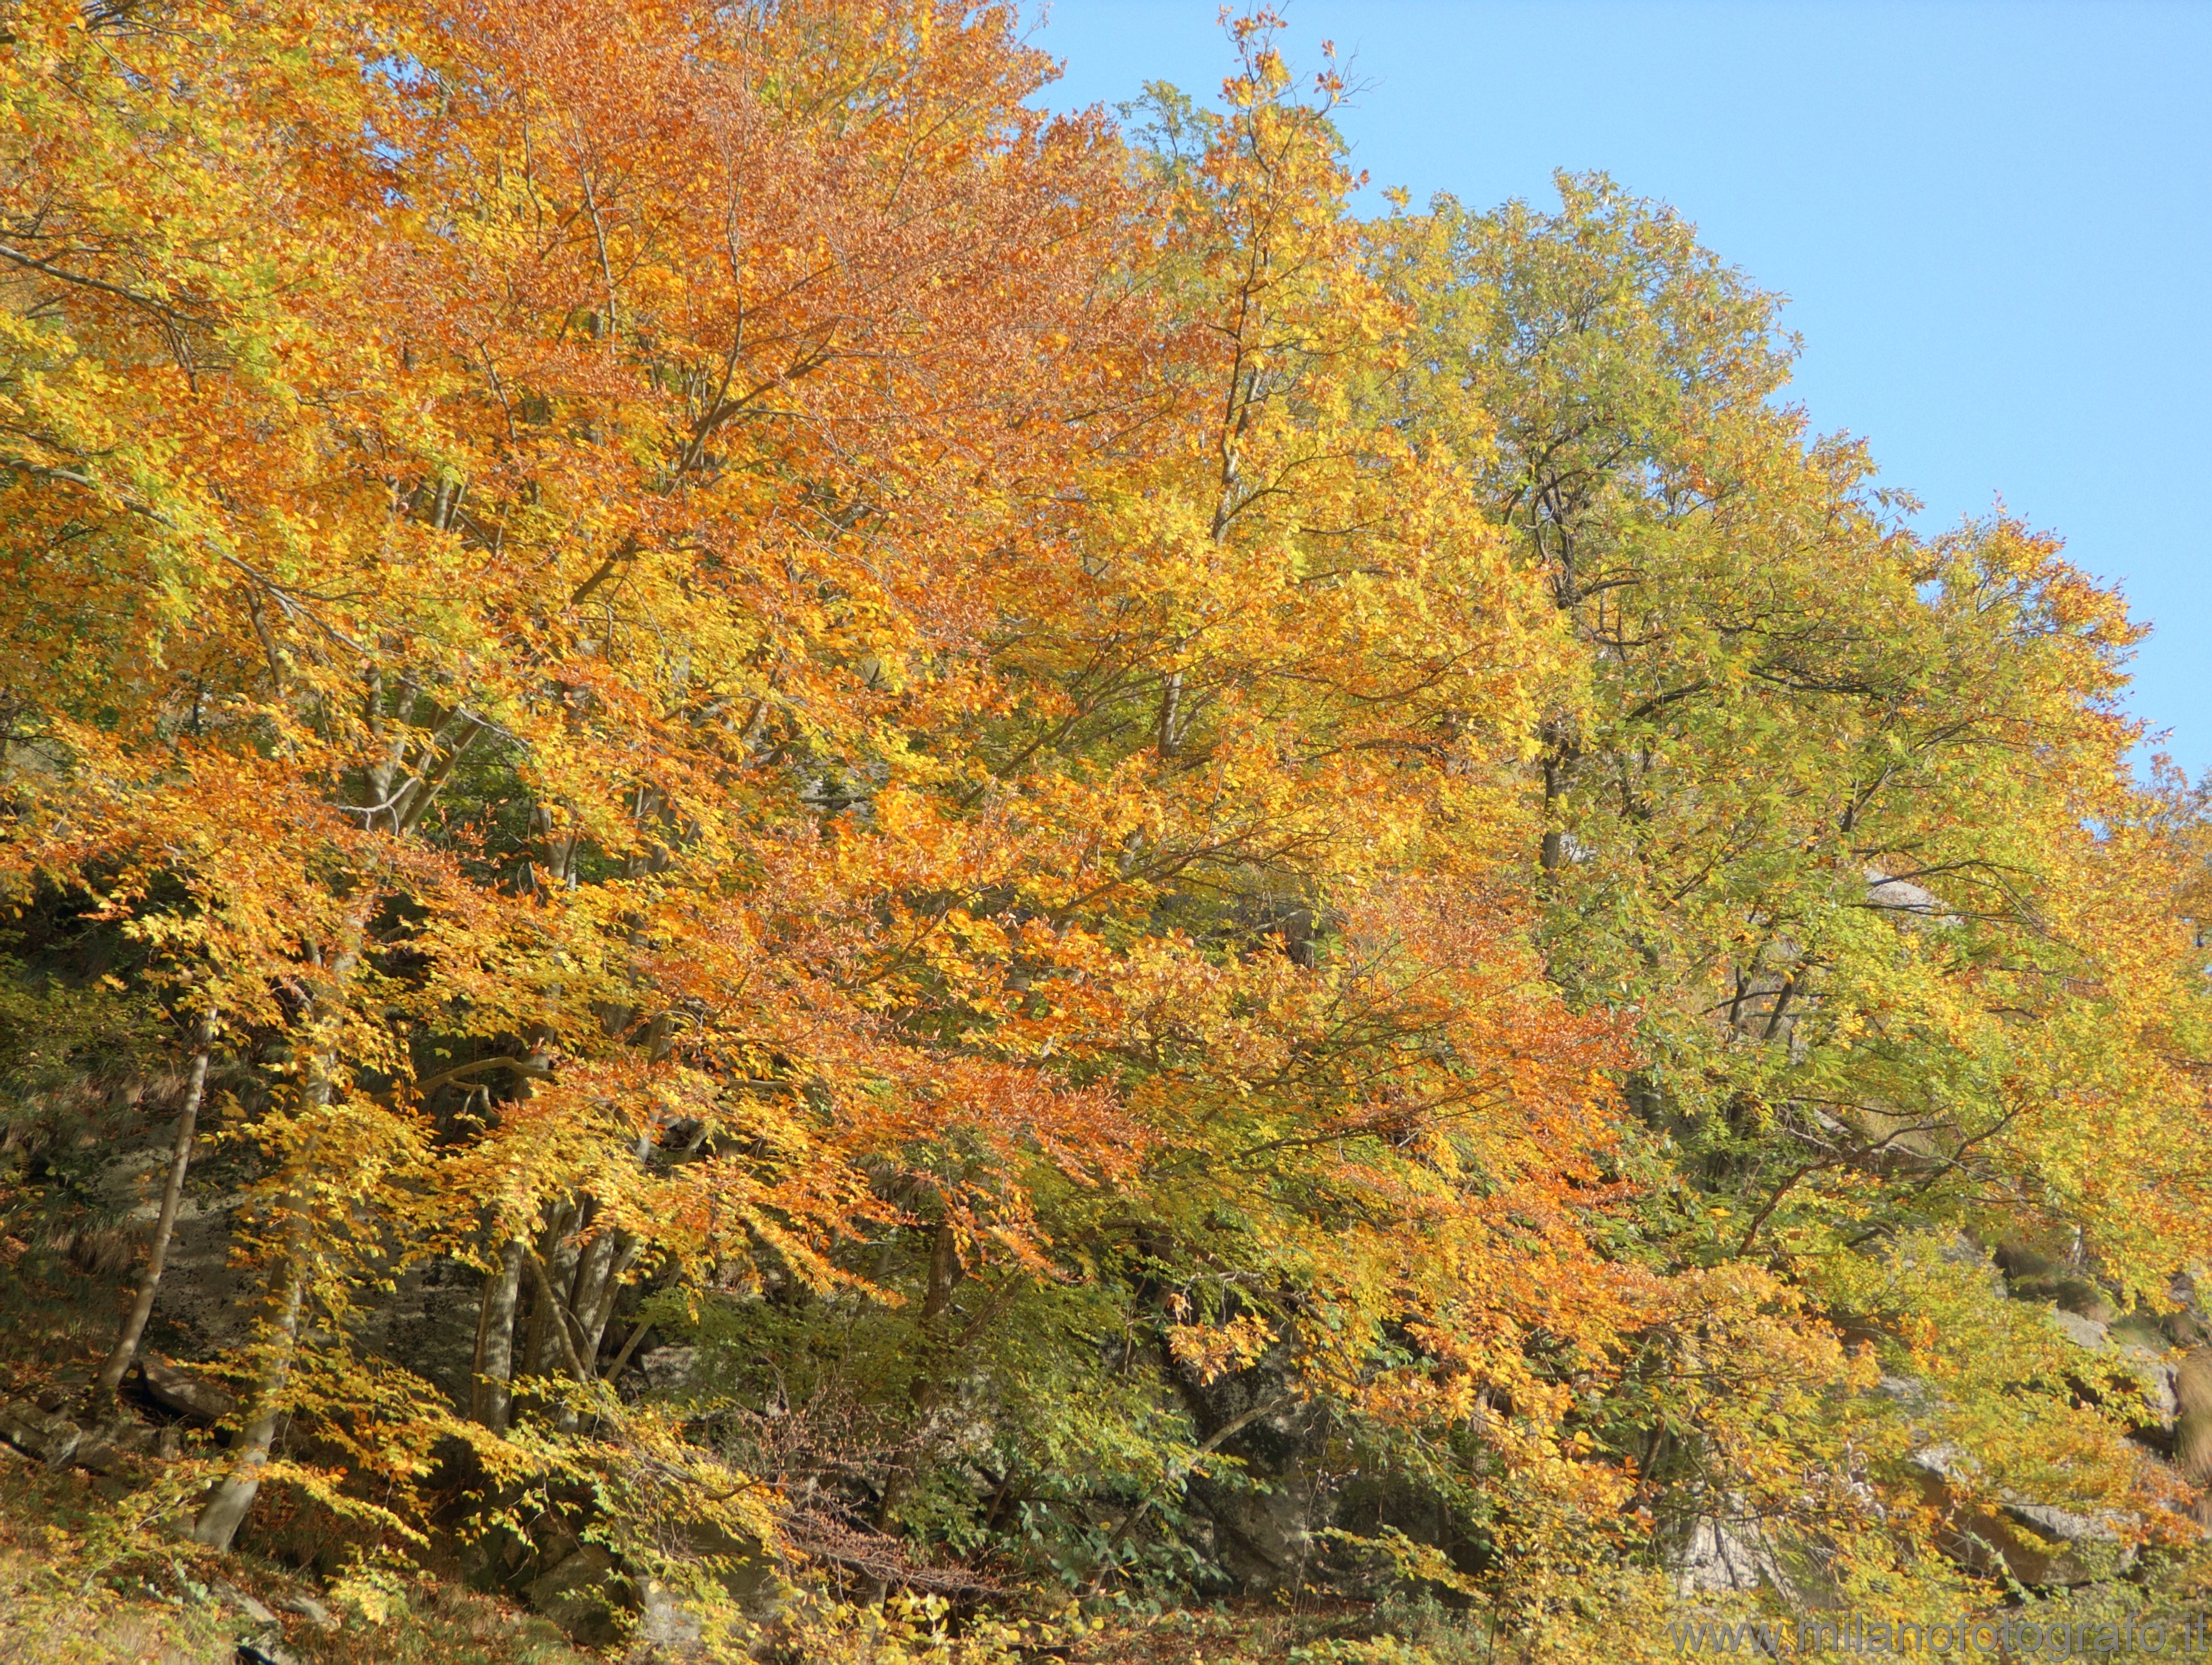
[
  {"xmin": 2032, "ymin": 1302, "xmax": 2187, "ymax": 1438},
  {"xmin": 2144, "ymin": 1366, "xmax": 2181, "ymax": 1428},
  {"xmin": 525, "ymin": 1542, "xmax": 623, "ymax": 1644},
  {"xmin": 346, "ymin": 1256, "xmax": 485, "ymax": 1406},
  {"xmin": 1178, "ymin": 1369, "xmax": 1329, "ymax": 1591},
  {"xmin": 1938, "ymin": 1233, "xmax": 2007, "ymax": 1298},
  {"xmin": 2001, "ymin": 1501, "xmax": 2128, "ymax": 1549},
  {"xmin": 1877, "ymin": 1374, "xmax": 1938, "ymax": 1411},
  {"xmin": 273, "ymin": 1591, "xmax": 337, "ymax": 1631},
  {"xmin": 1904, "ymin": 1442, "xmax": 1969, "ymax": 1482},
  {"xmin": 635, "ymin": 1345, "xmax": 698, "ymax": 1394},
  {"xmin": 1898, "ymin": 1434, "xmax": 2136, "ymax": 1587},
  {"xmin": 213, "ymin": 1579, "xmax": 278, "ymax": 1624},
  {"xmin": 139, "ymin": 1355, "xmax": 236, "ymax": 1423},
  {"xmin": 74, "ymin": 1418, "xmax": 154, "ymax": 1474},
  {"xmin": 2099, "ymin": 1319, "xmax": 2180, "ymax": 1431},
  {"xmin": 2047, "ymin": 1308, "xmax": 2111, "ymax": 1350},
  {"xmin": 1672, "ymin": 1514, "xmax": 1789, "ymax": 1597},
  {"xmin": 125, "ymin": 1172, "xmax": 257, "ymax": 1356},
  {"xmin": 0, "ymin": 1401, "xmax": 81, "ymax": 1466},
  {"xmin": 1865, "ymin": 869, "xmax": 1951, "ymax": 925},
  {"xmin": 638, "ymin": 1580, "xmax": 707, "ymax": 1654},
  {"xmin": 1976, "ymin": 1505, "xmax": 2134, "ymax": 1588}
]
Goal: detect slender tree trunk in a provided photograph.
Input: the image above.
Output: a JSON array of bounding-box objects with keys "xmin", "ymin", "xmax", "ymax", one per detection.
[
  {"xmin": 191, "ymin": 723, "xmax": 482, "ymax": 1542},
  {"xmin": 921, "ymin": 1216, "xmax": 961, "ymax": 1328},
  {"xmin": 526, "ymin": 1246, "xmax": 593, "ymax": 1384},
  {"xmin": 874, "ymin": 1216, "xmax": 965, "ymax": 1533},
  {"xmin": 192, "ymin": 900, "xmax": 368, "ymax": 1549},
  {"xmin": 190, "ymin": 1256, "xmax": 305, "ymax": 1550},
  {"xmin": 568, "ymin": 1226, "xmax": 618, "ymax": 1351},
  {"xmin": 548, "ymin": 1222, "xmax": 616, "ymax": 1431},
  {"xmin": 519, "ymin": 1242, "xmax": 636, "ymax": 1434},
  {"xmin": 94, "ymin": 1015, "xmax": 215, "ymax": 1401},
  {"xmin": 1155, "ymin": 668, "xmax": 1184, "ymax": 759},
  {"xmin": 471, "ymin": 1239, "xmax": 526, "ymax": 1431},
  {"xmin": 579, "ymin": 1237, "xmax": 636, "ymax": 1362},
  {"xmin": 524, "ymin": 1201, "xmax": 581, "ymax": 1378},
  {"xmin": 470, "ymin": 1252, "xmax": 497, "ymax": 1405},
  {"xmin": 502, "ymin": 1026, "xmax": 566, "ymax": 1406}
]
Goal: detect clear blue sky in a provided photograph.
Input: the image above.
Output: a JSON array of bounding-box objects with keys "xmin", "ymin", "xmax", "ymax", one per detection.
[{"xmin": 1024, "ymin": 1, "xmax": 2212, "ymax": 779}]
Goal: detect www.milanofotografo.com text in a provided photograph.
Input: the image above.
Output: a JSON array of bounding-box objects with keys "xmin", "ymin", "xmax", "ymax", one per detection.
[{"xmin": 1669, "ymin": 1613, "xmax": 2212, "ymax": 1655}]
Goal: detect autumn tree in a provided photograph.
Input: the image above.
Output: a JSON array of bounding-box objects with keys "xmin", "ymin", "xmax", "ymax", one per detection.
[
  {"xmin": 2, "ymin": 3, "xmax": 2208, "ymax": 1654},
  {"xmin": 1383, "ymin": 173, "xmax": 2212, "ymax": 1641}
]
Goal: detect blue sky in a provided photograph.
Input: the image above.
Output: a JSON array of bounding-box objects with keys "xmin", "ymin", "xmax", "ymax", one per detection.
[{"xmin": 1024, "ymin": 1, "xmax": 2212, "ymax": 778}]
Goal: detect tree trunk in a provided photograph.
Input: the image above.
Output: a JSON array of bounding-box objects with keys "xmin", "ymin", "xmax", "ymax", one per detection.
[
  {"xmin": 523, "ymin": 1201, "xmax": 582, "ymax": 1378},
  {"xmin": 93, "ymin": 1015, "xmax": 215, "ymax": 1401},
  {"xmin": 471, "ymin": 1239, "xmax": 526, "ymax": 1431},
  {"xmin": 579, "ymin": 1237, "xmax": 636, "ymax": 1363},
  {"xmin": 921, "ymin": 1215, "xmax": 961, "ymax": 1327},
  {"xmin": 530, "ymin": 1246, "xmax": 592, "ymax": 1383},
  {"xmin": 873, "ymin": 1215, "xmax": 965, "ymax": 1533},
  {"xmin": 190, "ymin": 1256, "xmax": 305, "ymax": 1550},
  {"xmin": 192, "ymin": 900, "xmax": 368, "ymax": 1549},
  {"xmin": 568, "ymin": 1226, "xmax": 619, "ymax": 1351}
]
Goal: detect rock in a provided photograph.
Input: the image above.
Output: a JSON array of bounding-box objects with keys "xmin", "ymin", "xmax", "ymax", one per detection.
[
  {"xmin": 139, "ymin": 1356, "xmax": 236, "ymax": 1423},
  {"xmin": 213, "ymin": 1580, "xmax": 277, "ymax": 1624},
  {"xmin": 1171, "ymin": 1358, "xmax": 1338, "ymax": 1593},
  {"xmin": 1904, "ymin": 1442, "xmax": 1969, "ymax": 1481},
  {"xmin": 34, "ymin": 1372, "xmax": 89, "ymax": 1413},
  {"xmin": 272, "ymin": 1591, "xmax": 336, "ymax": 1631},
  {"xmin": 343, "ymin": 1256, "xmax": 486, "ymax": 1408},
  {"xmin": 1938, "ymin": 1233, "xmax": 2005, "ymax": 1296},
  {"xmin": 638, "ymin": 1580, "xmax": 706, "ymax": 1653},
  {"xmin": 1865, "ymin": 870, "xmax": 1951, "ymax": 925},
  {"xmin": 236, "ymin": 1632, "xmax": 306, "ymax": 1665},
  {"xmin": 636, "ymin": 1346, "xmax": 697, "ymax": 1393},
  {"xmin": 1970, "ymin": 1501, "xmax": 2133, "ymax": 1587},
  {"xmin": 74, "ymin": 1418, "xmax": 154, "ymax": 1474},
  {"xmin": 525, "ymin": 1543, "xmax": 622, "ymax": 1645},
  {"xmin": 2047, "ymin": 1307, "xmax": 2110, "ymax": 1349},
  {"xmin": 1876, "ymin": 1374, "xmax": 1936, "ymax": 1410},
  {"xmin": 0, "ymin": 1401, "xmax": 82, "ymax": 1467},
  {"xmin": 2001, "ymin": 1501, "xmax": 2128, "ymax": 1547},
  {"xmin": 2142, "ymin": 1364, "xmax": 2180, "ymax": 1429},
  {"xmin": 1672, "ymin": 1513, "xmax": 1790, "ymax": 1597},
  {"xmin": 1904, "ymin": 1437, "xmax": 2135, "ymax": 1587}
]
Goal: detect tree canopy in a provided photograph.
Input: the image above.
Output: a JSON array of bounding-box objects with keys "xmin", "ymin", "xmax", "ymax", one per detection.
[{"xmin": 2, "ymin": 4, "xmax": 2207, "ymax": 1659}]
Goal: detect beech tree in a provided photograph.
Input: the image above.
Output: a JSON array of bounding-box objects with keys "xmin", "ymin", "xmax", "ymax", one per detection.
[{"xmin": 1, "ymin": 2, "xmax": 2208, "ymax": 1657}]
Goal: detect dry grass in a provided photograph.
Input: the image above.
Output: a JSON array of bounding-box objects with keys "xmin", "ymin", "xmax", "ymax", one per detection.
[
  {"xmin": 0, "ymin": 1534, "xmax": 234, "ymax": 1664},
  {"xmin": 0, "ymin": 1461, "xmax": 599, "ymax": 1665}
]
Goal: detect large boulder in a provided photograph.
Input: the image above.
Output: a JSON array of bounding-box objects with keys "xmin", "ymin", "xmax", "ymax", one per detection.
[
  {"xmin": 1176, "ymin": 1366, "xmax": 1334, "ymax": 1592},
  {"xmin": 636, "ymin": 1581, "xmax": 707, "ymax": 1656},
  {"xmin": 1902, "ymin": 1442, "xmax": 2134, "ymax": 1587},
  {"xmin": 1672, "ymin": 1513, "xmax": 1791, "ymax": 1598},
  {"xmin": 344, "ymin": 1256, "xmax": 485, "ymax": 1407},
  {"xmin": 525, "ymin": 1542, "xmax": 624, "ymax": 1646},
  {"xmin": 2048, "ymin": 1307, "xmax": 2111, "ymax": 1350},
  {"xmin": 633, "ymin": 1345, "xmax": 697, "ymax": 1395},
  {"xmin": 138, "ymin": 1355, "xmax": 236, "ymax": 1423}
]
